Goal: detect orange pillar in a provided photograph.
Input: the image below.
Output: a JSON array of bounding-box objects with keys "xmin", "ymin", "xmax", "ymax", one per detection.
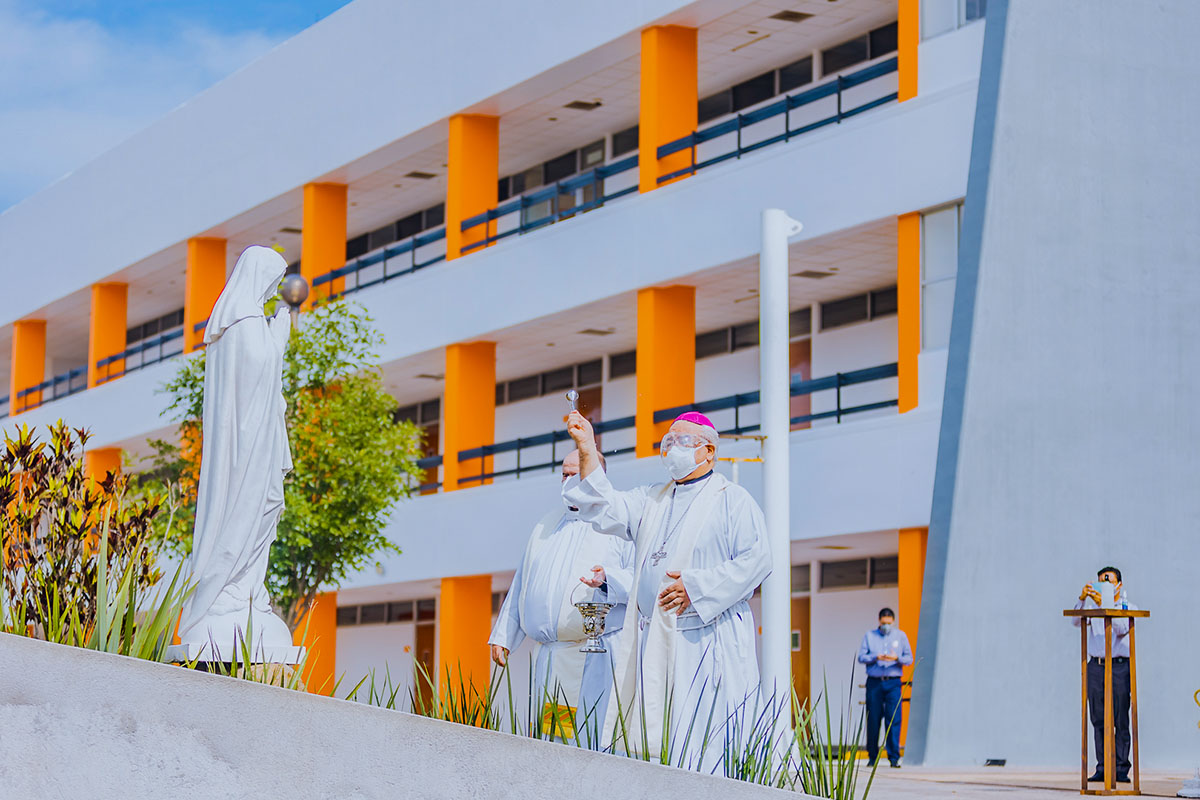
[
  {"xmin": 898, "ymin": 526, "xmax": 928, "ymax": 744},
  {"xmin": 635, "ymin": 286, "xmax": 695, "ymax": 458},
  {"xmin": 438, "ymin": 574, "xmax": 492, "ymax": 697},
  {"xmin": 185, "ymin": 237, "xmax": 227, "ymax": 352},
  {"xmin": 897, "ymin": 213, "xmax": 921, "ymax": 413},
  {"xmin": 445, "ymin": 114, "xmax": 499, "ymax": 261},
  {"xmin": 294, "ymin": 591, "xmax": 338, "ymax": 694},
  {"xmin": 87, "ymin": 283, "xmax": 128, "ymax": 388},
  {"xmin": 639, "ymin": 25, "xmax": 698, "ymax": 193},
  {"xmin": 85, "ymin": 448, "xmax": 122, "ymax": 482},
  {"xmin": 442, "ymin": 341, "xmax": 496, "ymax": 492},
  {"xmin": 301, "ymin": 182, "xmax": 348, "ymax": 303},
  {"xmin": 898, "ymin": 0, "xmax": 919, "ymax": 102},
  {"xmin": 10, "ymin": 320, "xmax": 46, "ymax": 414}
]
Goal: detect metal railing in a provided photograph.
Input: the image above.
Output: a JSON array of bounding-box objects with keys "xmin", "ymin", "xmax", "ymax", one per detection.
[
  {"xmin": 312, "ymin": 226, "xmax": 447, "ymax": 300},
  {"xmin": 94, "ymin": 327, "xmax": 185, "ymax": 385},
  {"xmin": 656, "ymin": 57, "xmax": 899, "ymax": 184},
  {"xmin": 416, "ymin": 361, "xmax": 898, "ymax": 492},
  {"xmin": 13, "ymin": 366, "xmax": 87, "ymax": 413},
  {"xmin": 459, "ymin": 154, "xmax": 639, "ymax": 254},
  {"xmin": 0, "ymin": 394, "xmax": 9, "ymax": 420}
]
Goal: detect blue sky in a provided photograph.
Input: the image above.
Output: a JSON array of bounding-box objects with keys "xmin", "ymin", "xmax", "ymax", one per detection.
[{"xmin": 0, "ymin": 0, "xmax": 352, "ymax": 212}]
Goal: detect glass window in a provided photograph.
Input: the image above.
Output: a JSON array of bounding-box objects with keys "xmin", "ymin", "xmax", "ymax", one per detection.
[
  {"xmin": 778, "ymin": 56, "xmax": 813, "ymax": 93},
  {"xmin": 416, "ymin": 598, "xmax": 436, "ymax": 622},
  {"xmin": 609, "ymin": 350, "xmax": 636, "ymax": 379},
  {"xmin": 335, "ymin": 606, "xmax": 359, "ymax": 626},
  {"xmin": 577, "ymin": 359, "xmax": 603, "ymax": 386},
  {"xmin": 419, "ymin": 399, "xmax": 440, "ymax": 424},
  {"xmin": 389, "ymin": 601, "xmax": 414, "ymax": 623},
  {"xmin": 871, "ymin": 287, "xmax": 898, "ymax": 318},
  {"xmin": 821, "ymin": 36, "xmax": 869, "ymax": 75},
  {"xmin": 346, "ymin": 233, "xmax": 369, "ymax": 260},
  {"xmin": 923, "ymin": 206, "xmax": 959, "ymax": 283},
  {"xmin": 507, "ymin": 375, "xmax": 541, "ymax": 402},
  {"xmin": 396, "ymin": 212, "xmax": 423, "ymax": 240},
  {"xmin": 732, "ymin": 72, "xmax": 776, "ymax": 112},
  {"xmin": 542, "ymin": 366, "xmax": 575, "ymax": 393},
  {"xmin": 923, "ymin": 279, "xmax": 955, "ymax": 350},
  {"xmin": 869, "ymin": 21, "xmax": 898, "ymax": 58},
  {"xmin": 820, "ymin": 558, "xmax": 869, "ymax": 589},
  {"xmin": 612, "ymin": 125, "xmax": 639, "ymax": 157},
  {"xmin": 963, "ymin": 0, "xmax": 987, "ymax": 22},
  {"xmin": 923, "ymin": 0, "xmax": 958, "ymax": 38},
  {"xmin": 791, "ymin": 564, "xmax": 811, "ymax": 593},
  {"xmin": 544, "ymin": 150, "xmax": 578, "ymax": 184},
  {"xmin": 423, "ymin": 203, "xmax": 444, "ymax": 228},
  {"xmin": 580, "ymin": 140, "xmax": 605, "ymax": 169},
  {"xmin": 359, "ymin": 603, "xmax": 387, "ymax": 624},
  {"xmin": 695, "ymin": 329, "xmax": 730, "ymax": 359},
  {"xmin": 495, "ymin": 384, "xmax": 507, "ymax": 406},
  {"xmin": 789, "ymin": 307, "xmax": 812, "ymax": 338},
  {"xmin": 368, "ymin": 223, "xmax": 397, "ymax": 252},
  {"xmin": 698, "ymin": 90, "xmax": 732, "ymax": 124},
  {"xmin": 394, "ymin": 405, "xmax": 418, "ymax": 425},
  {"xmin": 497, "ymin": 177, "xmax": 511, "ymax": 202},
  {"xmin": 732, "ymin": 322, "xmax": 759, "ymax": 350},
  {"xmin": 870, "ymin": 556, "xmax": 899, "ymax": 587},
  {"xmin": 820, "ymin": 294, "xmax": 869, "ymax": 330}
]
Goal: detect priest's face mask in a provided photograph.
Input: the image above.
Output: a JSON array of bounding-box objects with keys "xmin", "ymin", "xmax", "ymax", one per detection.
[{"xmin": 660, "ymin": 422, "xmax": 716, "ymax": 480}]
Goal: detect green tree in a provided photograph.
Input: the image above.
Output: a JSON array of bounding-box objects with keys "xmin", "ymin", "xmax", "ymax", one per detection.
[{"xmin": 145, "ymin": 300, "xmax": 423, "ymax": 629}]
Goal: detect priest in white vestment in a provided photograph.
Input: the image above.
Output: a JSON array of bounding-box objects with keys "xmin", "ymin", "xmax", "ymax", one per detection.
[
  {"xmin": 562, "ymin": 410, "xmax": 772, "ymax": 773},
  {"xmin": 488, "ymin": 450, "xmax": 634, "ymax": 745}
]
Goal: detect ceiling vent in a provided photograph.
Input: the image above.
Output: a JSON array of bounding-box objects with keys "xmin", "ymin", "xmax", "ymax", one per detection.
[
  {"xmin": 404, "ymin": 171, "xmax": 437, "ymax": 180},
  {"xmin": 415, "ymin": 373, "xmax": 444, "ymax": 381},
  {"xmin": 793, "ymin": 270, "xmax": 834, "ymax": 279},
  {"xmin": 564, "ymin": 100, "xmax": 602, "ymax": 111},
  {"xmin": 577, "ymin": 327, "xmax": 615, "ymax": 336},
  {"xmin": 278, "ymin": 226, "xmax": 302, "ymax": 234},
  {"xmin": 770, "ymin": 10, "xmax": 814, "ymax": 22}
]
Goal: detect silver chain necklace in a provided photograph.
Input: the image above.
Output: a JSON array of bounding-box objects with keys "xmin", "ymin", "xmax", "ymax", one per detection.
[{"xmin": 649, "ymin": 484, "xmax": 701, "ymax": 566}]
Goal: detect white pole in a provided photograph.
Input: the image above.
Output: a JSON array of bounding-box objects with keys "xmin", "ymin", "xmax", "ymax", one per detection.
[{"xmin": 759, "ymin": 209, "xmax": 802, "ymax": 713}]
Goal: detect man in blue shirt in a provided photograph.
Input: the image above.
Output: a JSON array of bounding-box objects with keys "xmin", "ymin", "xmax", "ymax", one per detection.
[{"xmin": 857, "ymin": 607, "xmax": 914, "ymax": 767}]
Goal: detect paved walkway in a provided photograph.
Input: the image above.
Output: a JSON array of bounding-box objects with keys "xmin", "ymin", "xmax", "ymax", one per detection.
[{"xmin": 863, "ymin": 767, "xmax": 1189, "ymax": 799}]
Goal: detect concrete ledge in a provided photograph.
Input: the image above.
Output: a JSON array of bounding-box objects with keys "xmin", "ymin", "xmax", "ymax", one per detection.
[{"xmin": 0, "ymin": 634, "xmax": 799, "ymax": 799}]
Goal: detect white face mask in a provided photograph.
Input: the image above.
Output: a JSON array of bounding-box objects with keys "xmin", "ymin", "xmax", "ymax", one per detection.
[{"xmin": 662, "ymin": 445, "xmax": 704, "ymax": 481}]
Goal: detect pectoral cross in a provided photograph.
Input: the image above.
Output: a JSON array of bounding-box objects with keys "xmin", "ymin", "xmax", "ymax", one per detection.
[{"xmin": 650, "ymin": 548, "xmax": 667, "ymax": 566}]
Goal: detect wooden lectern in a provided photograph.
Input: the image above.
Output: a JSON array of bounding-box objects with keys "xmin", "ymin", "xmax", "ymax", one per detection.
[{"xmin": 1062, "ymin": 607, "xmax": 1150, "ymax": 796}]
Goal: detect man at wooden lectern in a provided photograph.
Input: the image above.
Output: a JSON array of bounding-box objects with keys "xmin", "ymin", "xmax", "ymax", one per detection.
[{"xmin": 1072, "ymin": 566, "xmax": 1137, "ymax": 784}]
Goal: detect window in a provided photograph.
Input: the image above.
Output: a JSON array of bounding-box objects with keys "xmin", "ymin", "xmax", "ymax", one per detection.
[
  {"xmin": 359, "ymin": 603, "xmax": 387, "ymax": 624},
  {"xmin": 577, "ymin": 359, "xmax": 602, "ymax": 386},
  {"xmin": 778, "ymin": 56, "xmax": 813, "ymax": 93},
  {"xmin": 695, "ymin": 329, "xmax": 731, "ymax": 359},
  {"xmin": 732, "ymin": 322, "xmax": 759, "ymax": 351},
  {"xmin": 870, "ymin": 287, "xmax": 898, "ymax": 318},
  {"xmin": 423, "ymin": 204, "xmax": 444, "ymax": 228},
  {"xmin": 542, "ymin": 366, "xmax": 575, "ymax": 393},
  {"xmin": 698, "ymin": 90, "xmax": 732, "ymax": 124},
  {"xmin": 491, "ymin": 591, "xmax": 506, "ymax": 614},
  {"xmin": 368, "ymin": 222, "xmax": 396, "ymax": 252},
  {"xmin": 544, "ymin": 150, "xmax": 578, "ymax": 184},
  {"xmin": 869, "ymin": 21, "xmax": 898, "ymax": 58},
  {"xmin": 870, "ymin": 556, "xmax": 899, "ymax": 587},
  {"xmin": 609, "ymin": 350, "xmax": 636, "ymax": 379},
  {"xmin": 922, "ymin": 205, "xmax": 960, "ymax": 350},
  {"xmin": 345, "ymin": 234, "xmax": 369, "ymax": 260},
  {"xmin": 511, "ymin": 165, "xmax": 543, "ymax": 195},
  {"xmin": 963, "ymin": 0, "xmax": 986, "ymax": 22},
  {"xmin": 820, "ymin": 558, "xmax": 869, "ymax": 589},
  {"xmin": 732, "ymin": 71, "xmax": 776, "ymax": 112},
  {"xmin": 791, "ymin": 564, "xmax": 811, "ymax": 593},
  {"xmin": 821, "ymin": 35, "xmax": 869, "ymax": 75},
  {"xmin": 580, "ymin": 140, "xmax": 605, "ymax": 169},
  {"xmin": 396, "ymin": 211, "xmax": 423, "ymax": 240},
  {"xmin": 612, "ymin": 125, "xmax": 639, "ymax": 157},
  {"xmin": 335, "ymin": 606, "xmax": 359, "ymax": 626},
  {"xmin": 419, "ymin": 399, "xmax": 440, "ymax": 424},
  {"xmin": 507, "ymin": 375, "xmax": 541, "ymax": 402},
  {"xmin": 394, "ymin": 405, "xmax": 418, "ymax": 424},
  {"xmin": 126, "ymin": 308, "xmax": 185, "ymax": 345},
  {"xmin": 389, "ymin": 601, "xmax": 414, "ymax": 623},
  {"xmin": 495, "ymin": 384, "xmax": 507, "ymax": 406},
  {"xmin": 416, "ymin": 598, "xmax": 436, "ymax": 622},
  {"xmin": 789, "ymin": 307, "xmax": 812, "ymax": 338},
  {"xmin": 820, "ymin": 294, "xmax": 870, "ymax": 330}
]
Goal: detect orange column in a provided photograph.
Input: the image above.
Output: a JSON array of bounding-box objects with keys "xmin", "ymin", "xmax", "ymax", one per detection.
[
  {"xmin": 441, "ymin": 341, "xmax": 496, "ymax": 492},
  {"xmin": 87, "ymin": 283, "xmax": 128, "ymax": 388},
  {"xmin": 10, "ymin": 320, "xmax": 46, "ymax": 415},
  {"xmin": 301, "ymin": 182, "xmax": 348, "ymax": 303},
  {"xmin": 635, "ymin": 286, "xmax": 695, "ymax": 458},
  {"xmin": 294, "ymin": 591, "xmax": 338, "ymax": 694},
  {"xmin": 898, "ymin": 0, "xmax": 919, "ymax": 101},
  {"xmin": 639, "ymin": 25, "xmax": 698, "ymax": 193},
  {"xmin": 898, "ymin": 526, "xmax": 928, "ymax": 744},
  {"xmin": 897, "ymin": 213, "xmax": 921, "ymax": 413},
  {"xmin": 438, "ymin": 574, "xmax": 492, "ymax": 698},
  {"xmin": 85, "ymin": 448, "xmax": 122, "ymax": 482},
  {"xmin": 185, "ymin": 237, "xmax": 227, "ymax": 352},
  {"xmin": 445, "ymin": 114, "xmax": 499, "ymax": 261}
]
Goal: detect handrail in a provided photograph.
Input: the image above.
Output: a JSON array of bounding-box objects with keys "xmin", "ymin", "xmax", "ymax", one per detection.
[
  {"xmin": 14, "ymin": 365, "xmax": 88, "ymax": 412},
  {"xmin": 311, "ymin": 226, "xmax": 447, "ymax": 299},
  {"xmin": 655, "ymin": 57, "xmax": 899, "ymax": 184},
  {"xmin": 94, "ymin": 327, "xmax": 185, "ymax": 385}
]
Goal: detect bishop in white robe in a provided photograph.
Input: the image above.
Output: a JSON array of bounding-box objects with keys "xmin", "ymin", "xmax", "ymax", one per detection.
[
  {"xmin": 562, "ymin": 410, "xmax": 772, "ymax": 773},
  {"xmin": 488, "ymin": 450, "xmax": 634, "ymax": 745}
]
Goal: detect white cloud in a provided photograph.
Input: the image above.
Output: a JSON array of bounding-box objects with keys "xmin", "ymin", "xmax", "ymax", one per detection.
[{"xmin": 0, "ymin": 1, "xmax": 284, "ymax": 211}]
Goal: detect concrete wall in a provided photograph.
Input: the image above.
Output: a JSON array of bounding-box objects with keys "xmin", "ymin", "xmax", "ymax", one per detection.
[
  {"xmin": 0, "ymin": 633, "xmax": 796, "ymax": 799},
  {"xmin": 907, "ymin": 0, "xmax": 1200, "ymax": 769}
]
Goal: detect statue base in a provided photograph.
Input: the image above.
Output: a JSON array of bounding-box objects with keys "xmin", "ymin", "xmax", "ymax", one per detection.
[
  {"xmin": 165, "ymin": 642, "xmax": 306, "ymax": 665},
  {"xmin": 1178, "ymin": 773, "xmax": 1200, "ymax": 798}
]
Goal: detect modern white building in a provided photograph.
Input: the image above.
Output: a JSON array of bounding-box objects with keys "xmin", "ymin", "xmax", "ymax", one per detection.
[{"xmin": 3, "ymin": 0, "xmax": 1194, "ymax": 770}]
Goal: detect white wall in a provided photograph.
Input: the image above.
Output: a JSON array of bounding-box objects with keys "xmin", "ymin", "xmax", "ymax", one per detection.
[
  {"xmin": 335, "ymin": 623, "xmax": 416, "ymax": 702},
  {"xmin": 811, "ymin": 316, "xmax": 899, "ymax": 423},
  {"xmin": 810, "ymin": 585, "xmax": 899, "ymax": 712}
]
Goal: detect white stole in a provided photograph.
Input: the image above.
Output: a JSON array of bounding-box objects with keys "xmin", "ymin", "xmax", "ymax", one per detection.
[{"xmin": 601, "ymin": 472, "xmax": 729, "ymax": 757}]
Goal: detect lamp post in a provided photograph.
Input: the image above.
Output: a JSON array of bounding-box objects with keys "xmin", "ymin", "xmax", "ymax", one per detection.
[{"xmin": 279, "ymin": 274, "xmax": 309, "ymax": 328}]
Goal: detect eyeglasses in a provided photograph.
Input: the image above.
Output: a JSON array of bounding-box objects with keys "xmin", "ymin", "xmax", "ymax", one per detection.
[{"xmin": 660, "ymin": 432, "xmax": 709, "ymax": 452}]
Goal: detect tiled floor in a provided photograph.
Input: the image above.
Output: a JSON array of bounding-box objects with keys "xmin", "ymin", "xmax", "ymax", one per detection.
[{"xmin": 863, "ymin": 767, "xmax": 1191, "ymax": 799}]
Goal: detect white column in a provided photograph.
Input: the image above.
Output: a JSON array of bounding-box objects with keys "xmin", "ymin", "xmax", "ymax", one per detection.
[{"xmin": 759, "ymin": 209, "xmax": 802, "ymax": 707}]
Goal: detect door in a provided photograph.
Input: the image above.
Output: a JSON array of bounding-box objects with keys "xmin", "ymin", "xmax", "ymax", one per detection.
[
  {"xmin": 791, "ymin": 596, "xmax": 811, "ymax": 715},
  {"xmin": 790, "ymin": 340, "xmax": 812, "ymax": 431},
  {"xmin": 413, "ymin": 620, "xmax": 436, "ymax": 713}
]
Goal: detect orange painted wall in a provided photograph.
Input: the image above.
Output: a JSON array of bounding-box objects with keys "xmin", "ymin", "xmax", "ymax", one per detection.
[
  {"xmin": 635, "ymin": 286, "xmax": 695, "ymax": 458},
  {"xmin": 639, "ymin": 25, "xmax": 698, "ymax": 193},
  {"xmin": 185, "ymin": 237, "xmax": 227, "ymax": 352},
  {"xmin": 897, "ymin": 213, "xmax": 921, "ymax": 413},
  {"xmin": 442, "ymin": 341, "xmax": 496, "ymax": 492},
  {"xmin": 302, "ymin": 182, "xmax": 348, "ymax": 302},
  {"xmin": 85, "ymin": 448, "xmax": 122, "ymax": 482},
  {"xmin": 437, "ymin": 574, "xmax": 492, "ymax": 697},
  {"xmin": 294, "ymin": 591, "xmax": 338, "ymax": 694},
  {"xmin": 898, "ymin": 526, "xmax": 928, "ymax": 744},
  {"xmin": 10, "ymin": 320, "xmax": 46, "ymax": 414},
  {"xmin": 87, "ymin": 283, "xmax": 128, "ymax": 388},
  {"xmin": 445, "ymin": 114, "xmax": 499, "ymax": 261},
  {"xmin": 898, "ymin": 0, "xmax": 919, "ymax": 102}
]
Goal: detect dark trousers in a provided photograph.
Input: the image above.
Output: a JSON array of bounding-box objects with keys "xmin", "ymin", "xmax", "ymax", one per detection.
[
  {"xmin": 1087, "ymin": 659, "xmax": 1131, "ymax": 775},
  {"xmin": 865, "ymin": 676, "xmax": 903, "ymax": 765}
]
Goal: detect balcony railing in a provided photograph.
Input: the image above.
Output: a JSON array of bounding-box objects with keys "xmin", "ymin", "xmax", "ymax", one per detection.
[
  {"xmin": 312, "ymin": 226, "xmax": 447, "ymax": 300},
  {"xmin": 414, "ymin": 361, "xmax": 898, "ymax": 492},
  {"xmin": 0, "ymin": 394, "xmax": 9, "ymax": 420},
  {"xmin": 94, "ymin": 328, "xmax": 185, "ymax": 386},
  {"xmin": 13, "ymin": 366, "xmax": 87, "ymax": 414}
]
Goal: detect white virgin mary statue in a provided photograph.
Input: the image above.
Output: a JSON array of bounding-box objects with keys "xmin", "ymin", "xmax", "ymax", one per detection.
[{"xmin": 177, "ymin": 245, "xmax": 296, "ymax": 656}]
